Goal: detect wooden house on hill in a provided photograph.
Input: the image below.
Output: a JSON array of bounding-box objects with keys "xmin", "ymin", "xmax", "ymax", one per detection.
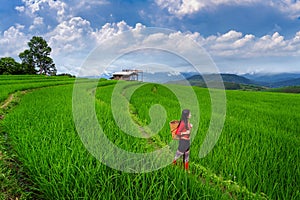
[{"xmin": 111, "ymin": 69, "xmax": 143, "ymax": 81}]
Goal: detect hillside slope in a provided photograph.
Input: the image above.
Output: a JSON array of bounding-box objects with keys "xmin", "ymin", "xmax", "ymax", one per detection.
[{"xmin": 185, "ymin": 73, "xmax": 264, "ymax": 90}]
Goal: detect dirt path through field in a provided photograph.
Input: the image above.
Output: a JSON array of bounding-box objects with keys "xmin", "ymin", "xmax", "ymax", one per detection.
[
  {"xmin": 0, "ymin": 94, "xmax": 15, "ymax": 120},
  {"xmin": 0, "ymin": 94, "xmax": 14, "ymax": 109},
  {"xmin": 0, "ymin": 91, "xmax": 28, "ymax": 120}
]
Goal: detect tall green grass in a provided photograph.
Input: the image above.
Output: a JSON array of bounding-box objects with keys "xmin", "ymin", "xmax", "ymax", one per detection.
[
  {"xmin": 1, "ymin": 83, "xmax": 230, "ymax": 199},
  {"xmin": 1, "ymin": 77, "xmax": 299, "ymax": 199},
  {"xmin": 103, "ymin": 82, "xmax": 299, "ymax": 199},
  {"xmin": 126, "ymin": 83, "xmax": 299, "ymax": 199},
  {"xmin": 0, "ymin": 75, "xmax": 76, "ymax": 102},
  {"xmin": 194, "ymin": 90, "xmax": 300, "ymax": 199}
]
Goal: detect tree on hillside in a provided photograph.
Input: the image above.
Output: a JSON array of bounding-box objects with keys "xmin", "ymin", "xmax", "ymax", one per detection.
[
  {"xmin": 19, "ymin": 36, "xmax": 57, "ymax": 75},
  {"xmin": 18, "ymin": 50, "xmax": 36, "ymax": 74},
  {"xmin": 0, "ymin": 57, "xmax": 22, "ymax": 75}
]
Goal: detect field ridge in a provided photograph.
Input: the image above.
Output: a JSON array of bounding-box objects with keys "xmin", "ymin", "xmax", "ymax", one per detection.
[
  {"xmin": 0, "ymin": 90, "xmax": 34, "ymax": 199},
  {"xmin": 0, "ymin": 78, "xmax": 79, "ymax": 199}
]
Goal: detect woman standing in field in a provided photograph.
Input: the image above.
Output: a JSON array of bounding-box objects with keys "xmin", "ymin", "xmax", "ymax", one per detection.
[{"xmin": 172, "ymin": 109, "xmax": 192, "ymax": 171}]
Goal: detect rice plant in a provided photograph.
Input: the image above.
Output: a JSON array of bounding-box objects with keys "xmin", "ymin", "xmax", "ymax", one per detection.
[{"xmin": 0, "ymin": 76, "xmax": 299, "ymax": 199}]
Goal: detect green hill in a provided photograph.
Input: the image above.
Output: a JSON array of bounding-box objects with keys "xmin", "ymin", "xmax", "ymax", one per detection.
[
  {"xmin": 188, "ymin": 73, "xmax": 255, "ymax": 84},
  {"xmin": 265, "ymin": 85, "xmax": 300, "ymax": 93},
  {"xmin": 185, "ymin": 73, "xmax": 265, "ymax": 90}
]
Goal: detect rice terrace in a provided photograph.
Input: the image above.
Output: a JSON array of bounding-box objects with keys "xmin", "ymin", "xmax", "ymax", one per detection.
[
  {"xmin": 0, "ymin": 74, "xmax": 299, "ymax": 199},
  {"xmin": 2, "ymin": 0, "xmax": 300, "ymax": 199}
]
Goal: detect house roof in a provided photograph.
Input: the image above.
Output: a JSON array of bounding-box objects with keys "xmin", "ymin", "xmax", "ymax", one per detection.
[{"xmin": 112, "ymin": 71, "xmax": 136, "ymax": 76}]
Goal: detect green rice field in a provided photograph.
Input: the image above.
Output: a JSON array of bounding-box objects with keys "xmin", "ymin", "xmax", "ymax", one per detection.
[{"xmin": 0, "ymin": 75, "xmax": 299, "ymax": 199}]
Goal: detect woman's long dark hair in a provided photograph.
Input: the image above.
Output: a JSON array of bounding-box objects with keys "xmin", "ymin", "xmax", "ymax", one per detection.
[{"xmin": 180, "ymin": 109, "xmax": 190, "ymax": 130}]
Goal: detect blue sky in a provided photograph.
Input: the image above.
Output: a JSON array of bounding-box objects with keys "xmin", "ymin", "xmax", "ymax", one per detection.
[{"xmin": 1, "ymin": 0, "xmax": 300, "ymax": 75}]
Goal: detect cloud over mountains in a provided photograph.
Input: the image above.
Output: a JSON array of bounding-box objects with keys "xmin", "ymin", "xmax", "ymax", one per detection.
[{"xmin": 0, "ymin": 0, "xmax": 299, "ymax": 74}]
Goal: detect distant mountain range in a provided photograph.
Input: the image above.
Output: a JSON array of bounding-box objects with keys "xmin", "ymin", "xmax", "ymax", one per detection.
[
  {"xmin": 242, "ymin": 73, "xmax": 300, "ymax": 83},
  {"xmin": 241, "ymin": 73, "xmax": 300, "ymax": 88},
  {"xmin": 188, "ymin": 73, "xmax": 254, "ymax": 84},
  {"xmin": 184, "ymin": 73, "xmax": 300, "ymax": 89},
  {"xmin": 100, "ymin": 71, "xmax": 300, "ymax": 89}
]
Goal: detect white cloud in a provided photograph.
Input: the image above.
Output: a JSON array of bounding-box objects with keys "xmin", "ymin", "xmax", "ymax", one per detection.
[
  {"xmin": 0, "ymin": 25, "xmax": 29, "ymax": 58},
  {"xmin": 22, "ymin": 0, "xmax": 40, "ymax": 14},
  {"xmin": 92, "ymin": 23, "xmax": 118, "ymax": 42},
  {"xmin": 16, "ymin": 0, "xmax": 69, "ymax": 22},
  {"xmin": 44, "ymin": 18, "xmax": 133, "ymax": 74},
  {"xmin": 48, "ymin": 0, "xmax": 68, "ymax": 22},
  {"xmin": 155, "ymin": 0, "xmax": 300, "ymax": 18},
  {"xmin": 233, "ymin": 34, "xmax": 255, "ymax": 48},
  {"xmin": 74, "ymin": 0, "xmax": 109, "ymax": 9},
  {"xmin": 15, "ymin": 6, "xmax": 25, "ymax": 12},
  {"xmin": 16, "ymin": 0, "xmax": 109, "ymax": 23},
  {"xmin": 202, "ymin": 30, "xmax": 300, "ymax": 57},
  {"xmin": 74, "ymin": 22, "xmax": 300, "ymax": 75},
  {"xmin": 46, "ymin": 17, "xmax": 94, "ymax": 54},
  {"xmin": 29, "ymin": 17, "xmax": 44, "ymax": 31},
  {"xmin": 48, "ymin": 24, "xmax": 300, "ymax": 73},
  {"xmin": 253, "ymin": 32, "xmax": 286, "ymax": 53},
  {"xmin": 91, "ymin": 21, "xmax": 143, "ymax": 46},
  {"xmin": 155, "ymin": 0, "xmax": 260, "ymax": 17},
  {"xmin": 291, "ymin": 31, "xmax": 300, "ymax": 46},
  {"xmin": 271, "ymin": 0, "xmax": 300, "ymax": 18},
  {"xmin": 1, "ymin": 19, "xmax": 299, "ymax": 74},
  {"xmin": 216, "ymin": 30, "xmax": 243, "ymax": 42},
  {"xmin": 204, "ymin": 31, "xmax": 254, "ymax": 55}
]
